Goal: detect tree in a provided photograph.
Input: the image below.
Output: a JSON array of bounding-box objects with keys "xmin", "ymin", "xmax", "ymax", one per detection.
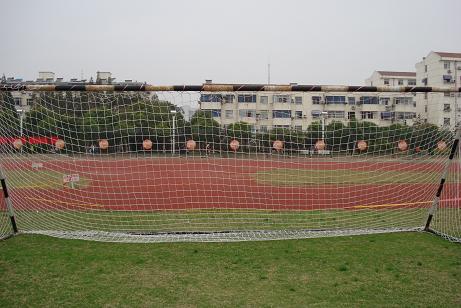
[{"xmin": 190, "ymin": 110, "xmax": 222, "ymax": 150}]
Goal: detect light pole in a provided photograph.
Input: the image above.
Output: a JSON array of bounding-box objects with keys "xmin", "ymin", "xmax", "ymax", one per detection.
[
  {"xmin": 321, "ymin": 111, "xmax": 328, "ymax": 141},
  {"xmin": 171, "ymin": 110, "xmax": 177, "ymax": 155},
  {"xmin": 16, "ymin": 108, "xmax": 25, "ymax": 153}
]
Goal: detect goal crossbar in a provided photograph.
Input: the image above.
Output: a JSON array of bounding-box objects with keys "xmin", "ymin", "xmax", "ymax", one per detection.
[{"xmin": 0, "ymin": 83, "xmax": 460, "ymax": 93}]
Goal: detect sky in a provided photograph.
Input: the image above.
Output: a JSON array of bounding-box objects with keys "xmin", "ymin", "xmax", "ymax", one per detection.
[{"xmin": 1, "ymin": 0, "xmax": 461, "ymax": 85}]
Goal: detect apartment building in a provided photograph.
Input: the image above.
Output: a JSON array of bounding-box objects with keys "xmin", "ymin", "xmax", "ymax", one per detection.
[
  {"xmin": 415, "ymin": 51, "xmax": 461, "ymax": 128},
  {"xmin": 2, "ymin": 71, "xmax": 151, "ymax": 114},
  {"xmin": 366, "ymin": 71, "xmax": 416, "ymax": 87},
  {"xmin": 199, "ymin": 82, "xmax": 419, "ymax": 132}
]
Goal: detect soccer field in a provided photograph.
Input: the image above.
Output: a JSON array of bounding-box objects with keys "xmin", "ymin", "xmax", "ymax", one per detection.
[
  {"xmin": 1, "ymin": 155, "xmax": 460, "ymax": 242},
  {"xmin": 0, "ymin": 232, "xmax": 460, "ymax": 307}
]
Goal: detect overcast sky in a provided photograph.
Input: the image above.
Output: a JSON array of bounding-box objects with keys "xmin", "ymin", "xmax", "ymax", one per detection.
[{"xmin": 1, "ymin": 0, "xmax": 460, "ymax": 85}]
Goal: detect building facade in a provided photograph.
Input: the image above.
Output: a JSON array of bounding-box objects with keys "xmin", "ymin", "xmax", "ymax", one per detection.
[
  {"xmin": 415, "ymin": 51, "xmax": 461, "ymax": 128},
  {"xmin": 199, "ymin": 83, "xmax": 419, "ymax": 132}
]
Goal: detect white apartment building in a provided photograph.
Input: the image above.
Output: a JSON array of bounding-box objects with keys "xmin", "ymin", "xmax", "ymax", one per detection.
[
  {"xmin": 415, "ymin": 51, "xmax": 461, "ymax": 128},
  {"xmin": 366, "ymin": 71, "xmax": 416, "ymax": 87},
  {"xmin": 199, "ymin": 84, "xmax": 419, "ymax": 132}
]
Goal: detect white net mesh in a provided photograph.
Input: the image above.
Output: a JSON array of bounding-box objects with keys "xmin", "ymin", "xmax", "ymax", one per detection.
[{"xmin": 0, "ymin": 90, "xmax": 459, "ymax": 242}]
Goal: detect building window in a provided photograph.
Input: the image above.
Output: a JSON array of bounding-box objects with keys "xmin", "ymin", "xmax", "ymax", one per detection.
[
  {"xmin": 443, "ymin": 118, "xmax": 450, "ymax": 126},
  {"xmin": 259, "ymin": 125, "xmax": 268, "ymax": 132},
  {"xmin": 444, "ymin": 92, "xmax": 451, "ymax": 97},
  {"xmin": 408, "ymin": 79, "xmax": 416, "ymax": 86},
  {"xmin": 398, "ymin": 79, "xmax": 404, "ymax": 85},
  {"xmin": 200, "ymin": 94, "xmax": 222, "ymax": 102},
  {"xmin": 325, "ymin": 96, "xmax": 346, "ymax": 104},
  {"xmin": 396, "ymin": 112, "xmax": 416, "ymax": 120},
  {"xmin": 425, "ymin": 105, "xmax": 428, "ymax": 113},
  {"xmin": 225, "ymin": 110, "xmax": 233, "ymax": 119},
  {"xmin": 328, "ymin": 111, "xmax": 345, "ymax": 118},
  {"xmin": 222, "ymin": 95, "xmax": 234, "ymax": 103},
  {"xmin": 273, "ymin": 125, "xmax": 290, "ymax": 129},
  {"xmin": 312, "ymin": 96, "xmax": 321, "ymax": 104},
  {"xmin": 294, "ymin": 125, "xmax": 303, "ymax": 131},
  {"xmin": 443, "ymin": 104, "xmax": 451, "ymax": 112},
  {"xmin": 381, "ymin": 112, "xmax": 393, "ymax": 120},
  {"xmin": 424, "ymin": 65, "xmax": 427, "ymax": 73},
  {"xmin": 394, "ymin": 97, "xmax": 413, "ymax": 105},
  {"xmin": 379, "ymin": 97, "xmax": 390, "ymax": 105},
  {"xmin": 14, "ymin": 98, "xmax": 21, "ymax": 106},
  {"xmin": 348, "ymin": 97, "xmax": 356, "ymax": 105},
  {"xmin": 295, "ymin": 111, "xmax": 303, "ymax": 119},
  {"xmin": 260, "ymin": 96, "xmax": 268, "ymax": 104},
  {"xmin": 239, "ymin": 109, "xmax": 256, "ymax": 118},
  {"xmin": 272, "ymin": 110, "xmax": 292, "ymax": 118},
  {"xmin": 311, "ymin": 110, "xmax": 321, "ymax": 118},
  {"xmin": 424, "ymin": 93, "xmax": 428, "ymax": 100},
  {"xmin": 273, "ymin": 95, "xmax": 290, "ymax": 103},
  {"xmin": 26, "ymin": 98, "xmax": 33, "ymax": 105},
  {"xmin": 359, "ymin": 96, "xmax": 378, "ymax": 104},
  {"xmin": 258, "ymin": 110, "xmax": 269, "ymax": 120},
  {"xmin": 384, "ymin": 79, "xmax": 389, "ymax": 85},
  {"xmin": 361, "ymin": 111, "xmax": 375, "ymax": 119},
  {"xmin": 444, "ymin": 61, "xmax": 450, "ymax": 70},
  {"xmin": 348, "ymin": 112, "xmax": 356, "ymax": 120},
  {"xmin": 294, "ymin": 96, "xmax": 303, "ymax": 104},
  {"xmin": 210, "ymin": 109, "xmax": 221, "ymax": 117},
  {"xmin": 238, "ymin": 94, "xmax": 256, "ymax": 103}
]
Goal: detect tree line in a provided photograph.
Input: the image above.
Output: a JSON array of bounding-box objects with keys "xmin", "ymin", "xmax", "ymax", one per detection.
[{"xmin": 0, "ymin": 92, "xmax": 453, "ymax": 155}]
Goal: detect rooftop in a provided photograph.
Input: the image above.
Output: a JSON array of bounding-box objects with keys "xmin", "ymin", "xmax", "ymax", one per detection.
[
  {"xmin": 377, "ymin": 71, "xmax": 416, "ymax": 77},
  {"xmin": 434, "ymin": 51, "xmax": 461, "ymax": 59}
]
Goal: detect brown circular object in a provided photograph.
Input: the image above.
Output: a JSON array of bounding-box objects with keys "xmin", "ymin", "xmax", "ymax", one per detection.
[
  {"xmin": 315, "ymin": 140, "xmax": 326, "ymax": 151},
  {"xmin": 397, "ymin": 140, "xmax": 408, "ymax": 151},
  {"xmin": 357, "ymin": 140, "xmax": 367, "ymax": 151},
  {"xmin": 55, "ymin": 139, "xmax": 65, "ymax": 150},
  {"xmin": 186, "ymin": 139, "xmax": 196, "ymax": 151},
  {"xmin": 273, "ymin": 140, "xmax": 284, "ymax": 152},
  {"xmin": 229, "ymin": 139, "xmax": 240, "ymax": 152},
  {"xmin": 143, "ymin": 139, "xmax": 153, "ymax": 150},
  {"xmin": 437, "ymin": 141, "xmax": 447, "ymax": 151},
  {"xmin": 13, "ymin": 139, "xmax": 23, "ymax": 150},
  {"xmin": 99, "ymin": 139, "xmax": 109, "ymax": 150}
]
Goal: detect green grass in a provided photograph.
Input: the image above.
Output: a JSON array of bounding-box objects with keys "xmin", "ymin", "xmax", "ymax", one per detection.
[
  {"xmin": 15, "ymin": 208, "xmax": 429, "ymax": 233},
  {"xmin": 6, "ymin": 170, "xmax": 90, "ymax": 189},
  {"xmin": 0, "ymin": 232, "xmax": 460, "ymax": 307},
  {"xmin": 252, "ymin": 168, "xmax": 458, "ymax": 186}
]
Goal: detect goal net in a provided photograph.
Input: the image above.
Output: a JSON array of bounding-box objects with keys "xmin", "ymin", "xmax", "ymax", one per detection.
[{"xmin": 0, "ymin": 85, "xmax": 460, "ymax": 242}]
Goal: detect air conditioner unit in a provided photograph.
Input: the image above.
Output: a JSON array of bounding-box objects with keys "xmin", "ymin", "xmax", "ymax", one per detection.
[
  {"xmin": 351, "ymin": 106, "xmax": 356, "ymax": 110},
  {"xmin": 457, "ymin": 66, "xmax": 461, "ymax": 70}
]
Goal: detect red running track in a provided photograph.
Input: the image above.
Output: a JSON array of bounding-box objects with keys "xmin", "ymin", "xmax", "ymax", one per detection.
[{"xmin": 2, "ymin": 157, "xmax": 460, "ymax": 212}]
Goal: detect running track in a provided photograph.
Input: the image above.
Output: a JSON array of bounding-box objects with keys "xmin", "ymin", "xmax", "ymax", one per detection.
[{"xmin": 1, "ymin": 157, "xmax": 460, "ymax": 212}]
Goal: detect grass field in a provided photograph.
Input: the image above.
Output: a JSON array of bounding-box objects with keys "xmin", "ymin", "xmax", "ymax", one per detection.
[
  {"xmin": 251, "ymin": 168, "xmax": 459, "ymax": 186},
  {"xmin": 6, "ymin": 170, "xmax": 90, "ymax": 189},
  {"xmin": 0, "ymin": 232, "xmax": 460, "ymax": 307}
]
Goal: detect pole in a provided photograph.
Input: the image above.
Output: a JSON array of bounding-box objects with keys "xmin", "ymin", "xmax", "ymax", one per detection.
[
  {"xmin": 424, "ymin": 125, "xmax": 460, "ymax": 231},
  {"xmin": 321, "ymin": 112, "xmax": 327, "ymax": 141},
  {"xmin": 0, "ymin": 167, "xmax": 18, "ymax": 234},
  {"xmin": 19, "ymin": 112, "xmax": 23, "ymax": 138},
  {"xmin": 171, "ymin": 110, "xmax": 176, "ymax": 155}
]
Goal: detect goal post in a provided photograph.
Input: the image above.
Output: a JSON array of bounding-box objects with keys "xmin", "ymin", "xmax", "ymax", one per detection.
[{"xmin": 0, "ymin": 83, "xmax": 460, "ymax": 243}]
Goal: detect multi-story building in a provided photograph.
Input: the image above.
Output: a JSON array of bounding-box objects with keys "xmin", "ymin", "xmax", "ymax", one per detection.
[
  {"xmin": 366, "ymin": 71, "xmax": 416, "ymax": 87},
  {"xmin": 199, "ymin": 80, "xmax": 420, "ymax": 132},
  {"xmin": 415, "ymin": 51, "xmax": 461, "ymax": 128}
]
